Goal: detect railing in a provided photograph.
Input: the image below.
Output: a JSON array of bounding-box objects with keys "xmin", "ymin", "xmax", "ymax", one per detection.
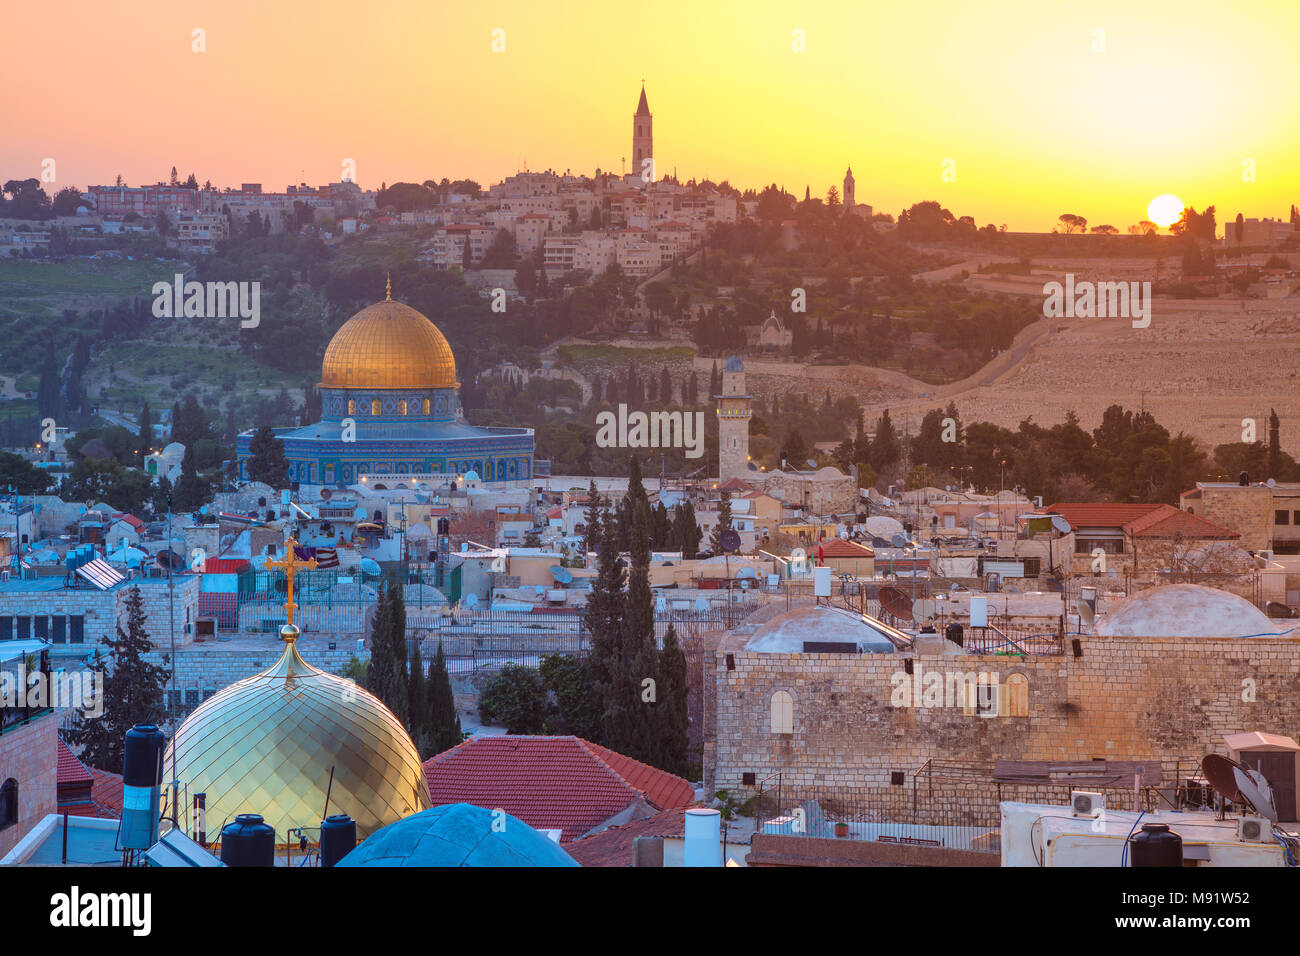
[{"xmin": 753, "ymin": 777, "xmax": 1001, "ymax": 853}]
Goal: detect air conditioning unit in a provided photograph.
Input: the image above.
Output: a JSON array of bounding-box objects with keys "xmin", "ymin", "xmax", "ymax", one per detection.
[
  {"xmin": 1071, "ymin": 791, "xmax": 1105, "ymax": 817},
  {"xmin": 1237, "ymin": 816, "xmax": 1269, "ymax": 843}
]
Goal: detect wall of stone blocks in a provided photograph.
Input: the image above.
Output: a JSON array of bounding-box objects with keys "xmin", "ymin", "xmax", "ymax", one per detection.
[
  {"xmin": 0, "ymin": 711, "xmax": 58, "ymax": 859},
  {"xmin": 707, "ymin": 630, "xmax": 1300, "ymax": 817}
]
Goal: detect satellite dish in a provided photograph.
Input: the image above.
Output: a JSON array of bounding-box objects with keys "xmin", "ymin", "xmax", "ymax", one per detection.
[
  {"xmin": 200, "ymin": 505, "xmax": 209, "ymax": 515},
  {"xmin": 1050, "ymin": 515, "xmax": 1071, "ymax": 534},
  {"xmin": 359, "ymin": 557, "xmax": 381, "ymax": 576},
  {"xmin": 463, "ymin": 593, "xmax": 479, "ymax": 608},
  {"xmin": 720, "ymin": 529, "xmax": 741, "ymax": 553},
  {"xmin": 1267, "ymin": 478, "xmax": 1277, "ymax": 488},
  {"xmin": 549, "ymin": 565, "xmax": 573, "ymax": 584},
  {"xmin": 890, "ymin": 533, "xmax": 908, "ymax": 548},
  {"xmin": 1234, "ymin": 767, "xmax": 1278, "ymax": 823},
  {"xmin": 879, "ymin": 586, "xmax": 914, "ymax": 621},
  {"xmin": 78, "ymin": 506, "xmax": 87, "ymax": 515},
  {"xmin": 1202, "ymin": 754, "xmax": 1246, "ymax": 806},
  {"xmin": 912, "ymin": 598, "xmax": 936, "ymax": 622},
  {"xmin": 747, "ymin": 462, "xmax": 758, "ymax": 471}
]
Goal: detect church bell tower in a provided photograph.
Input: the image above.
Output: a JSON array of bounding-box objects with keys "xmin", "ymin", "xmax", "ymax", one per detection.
[{"xmin": 633, "ymin": 83, "xmax": 653, "ymax": 183}]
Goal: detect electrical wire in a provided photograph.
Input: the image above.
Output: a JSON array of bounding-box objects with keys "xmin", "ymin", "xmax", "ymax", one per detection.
[{"xmin": 1120, "ymin": 810, "xmax": 1145, "ymax": 867}]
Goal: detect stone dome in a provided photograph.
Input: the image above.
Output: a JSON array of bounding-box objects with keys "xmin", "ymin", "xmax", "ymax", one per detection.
[
  {"xmin": 1095, "ymin": 584, "xmax": 1278, "ymax": 638},
  {"xmin": 337, "ymin": 803, "xmax": 580, "ymax": 867},
  {"xmin": 320, "ymin": 298, "xmax": 458, "ymax": 389},
  {"xmin": 164, "ymin": 627, "xmax": 431, "ymax": 840}
]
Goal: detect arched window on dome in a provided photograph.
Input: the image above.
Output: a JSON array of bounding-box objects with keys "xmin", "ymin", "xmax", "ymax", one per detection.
[
  {"xmin": 371, "ymin": 399, "xmax": 381, "ymax": 416},
  {"xmin": 398, "ymin": 400, "xmax": 408, "ymax": 415},
  {"xmin": 770, "ymin": 690, "xmax": 793, "ymax": 735},
  {"xmin": 422, "ymin": 398, "xmax": 431, "ymax": 415},
  {"xmin": 348, "ymin": 399, "xmax": 356, "ymax": 416}
]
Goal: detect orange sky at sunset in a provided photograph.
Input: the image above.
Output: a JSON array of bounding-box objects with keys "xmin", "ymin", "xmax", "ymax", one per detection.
[{"xmin": 4, "ymin": 0, "xmax": 1296, "ymax": 232}]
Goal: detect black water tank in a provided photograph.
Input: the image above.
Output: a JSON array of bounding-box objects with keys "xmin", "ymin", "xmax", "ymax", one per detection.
[
  {"xmin": 320, "ymin": 814, "xmax": 357, "ymax": 867},
  {"xmin": 945, "ymin": 622, "xmax": 964, "ymax": 647},
  {"xmin": 122, "ymin": 724, "xmax": 165, "ymax": 788},
  {"xmin": 1130, "ymin": 822, "xmax": 1183, "ymax": 867},
  {"xmin": 221, "ymin": 814, "xmax": 275, "ymax": 867}
]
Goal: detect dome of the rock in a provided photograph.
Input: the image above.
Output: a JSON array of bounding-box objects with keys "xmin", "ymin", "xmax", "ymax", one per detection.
[
  {"xmin": 164, "ymin": 626, "xmax": 430, "ymax": 841},
  {"xmin": 320, "ymin": 299, "xmax": 458, "ymax": 389}
]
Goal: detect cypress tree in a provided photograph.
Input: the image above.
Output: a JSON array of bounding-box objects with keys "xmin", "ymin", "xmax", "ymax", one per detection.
[
  {"xmin": 385, "ymin": 576, "xmax": 409, "ymax": 725},
  {"xmin": 367, "ymin": 581, "xmax": 396, "ymax": 705},
  {"xmin": 66, "ymin": 585, "xmax": 171, "ymax": 771},
  {"xmin": 137, "ymin": 401, "xmax": 153, "ymax": 466},
  {"xmin": 583, "ymin": 480, "xmax": 603, "ymax": 558},
  {"xmin": 427, "ymin": 641, "xmax": 463, "ymax": 755},
  {"xmin": 407, "ymin": 637, "xmax": 428, "ymax": 751},
  {"xmin": 709, "ymin": 489, "xmax": 734, "ymax": 553},
  {"xmin": 583, "ymin": 507, "xmax": 627, "ymax": 747},
  {"xmin": 656, "ymin": 623, "xmax": 689, "ymax": 776}
]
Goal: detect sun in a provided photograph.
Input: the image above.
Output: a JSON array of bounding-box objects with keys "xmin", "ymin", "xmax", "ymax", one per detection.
[{"xmin": 1147, "ymin": 194, "xmax": 1184, "ymax": 229}]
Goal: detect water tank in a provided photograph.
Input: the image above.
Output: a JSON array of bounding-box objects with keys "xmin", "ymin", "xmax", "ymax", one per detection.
[
  {"xmin": 1130, "ymin": 822, "xmax": 1183, "ymax": 867},
  {"xmin": 319, "ymin": 814, "xmax": 357, "ymax": 868},
  {"xmin": 220, "ymin": 814, "xmax": 275, "ymax": 867},
  {"xmin": 945, "ymin": 622, "xmax": 964, "ymax": 646},
  {"xmin": 119, "ymin": 724, "xmax": 166, "ymax": 849}
]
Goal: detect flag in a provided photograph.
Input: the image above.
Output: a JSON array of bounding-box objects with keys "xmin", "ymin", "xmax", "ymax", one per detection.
[{"xmin": 314, "ymin": 547, "xmax": 339, "ymax": 569}]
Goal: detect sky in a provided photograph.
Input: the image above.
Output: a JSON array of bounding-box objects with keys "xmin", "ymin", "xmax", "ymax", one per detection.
[{"xmin": 4, "ymin": 0, "xmax": 1297, "ymax": 232}]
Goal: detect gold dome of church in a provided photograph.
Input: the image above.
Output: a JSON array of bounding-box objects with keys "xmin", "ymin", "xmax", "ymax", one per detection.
[
  {"xmin": 164, "ymin": 627, "xmax": 431, "ymax": 841},
  {"xmin": 320, "ymin": 283, "xmax": 458, "ymax": 389}
]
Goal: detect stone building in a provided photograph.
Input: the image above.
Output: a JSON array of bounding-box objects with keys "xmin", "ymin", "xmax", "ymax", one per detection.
[
  {"xmin": 0, "ymin": 709, "xmax": 57, "ymax": 859},
  {"xmin": 1181, "ymin": 481, "xmax": 1300, "ymax": 555},
  {"xmin": 715, "ymin": 356, "xmax": 751, "ymax": 481},
  {"xmin": 704, "ymin": 585, "xmax": 1300, "ymax": 821}
]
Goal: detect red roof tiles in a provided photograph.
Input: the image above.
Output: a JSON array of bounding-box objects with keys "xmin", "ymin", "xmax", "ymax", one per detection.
[
  {"xmin": 564, "ymin": 806, "xmax": 693, "ymax": 867},
  {"xmin": 1041, "ymin": 502, "xmax": 1239, "ymax": 539},
  {"xmin": 422, "ymin": 736, "xmax": 694, "ymax": 842},
  {"xmin": 818, "ymin": 539, "xmax": 874, "ymax": 558},
  {"xmin": 56, "ymin": 736, "xmax": 123, "ymax": 819}
]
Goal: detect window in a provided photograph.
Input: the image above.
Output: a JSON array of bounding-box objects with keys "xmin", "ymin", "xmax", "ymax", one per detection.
[
  {"xmin": 34, "ymin": 617, "xmax": 46, "ymax": 642},
  {"xmin": 16, "ymin": 618, "xmax": 29, "ymax": 640},
  {"xmin": 69, "ymin": 616, "xmax": 84, "ymax": 644},
  {"xmin": 1075, "ymin": 537, "xmax": 1125, "ymax": 555},
  {"xmin": 0, "ymin": 617, "xmax": 10, "ymax": 641},
  {"xmin": 0, "ymin": 778, "xmax": 16, "ymax": 830},
  {"xmin": 1004, "ymin": 673, "xmax": 1030, "ymax": 717},
  {"xmin": 398, "ymin": 400, "xmax": 408, "ymax": 415},
  {"xmin": 1277, "ymin": 511, "xmax": 1291, "ymax": 526},
  {"xmin": 371, "ymin": 399, "xmax": 382, "ymax": 416},
  {"xmin": 770, "ymin": 690, "xmax": 793, "ymax": 734},
  {"xmin": 348, "ymin": 399, "xmax": 356, "ymax": 415},
  {"xmin": 422, "ymin": 398, "xmax": 431, "ymax": 415},
  {"xmin": 51, "ymin": 617, "xmax": 65, "ymax": 644}
]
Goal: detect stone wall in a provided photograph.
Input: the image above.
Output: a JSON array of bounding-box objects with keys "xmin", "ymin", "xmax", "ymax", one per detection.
[
  {"xmin": 1191, "ymin": 486, "xmax": 1272, "ymax": 552},
  {"xmin": 707, "ymin": 628, "xmax": 1300, "ymax": 817},
  {"xmin": 143, "ymin": 635, "xmax": 362, "ymax": 698},
  {"xmin": 0, "ymin": 711, "xmax": 58, "ymax": 859}
]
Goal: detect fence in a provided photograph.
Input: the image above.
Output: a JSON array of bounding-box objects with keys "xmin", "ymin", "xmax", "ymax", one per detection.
[{"xmin": 752, "ymin": 775, "xmax": 1001, "ymax": 853}]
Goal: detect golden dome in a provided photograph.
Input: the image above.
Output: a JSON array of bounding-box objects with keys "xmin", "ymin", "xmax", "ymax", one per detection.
[
  {"xmin": 164, "ymin": 630, "xmax": 430, "ymax": 841},
  {"xmin": 321, "ymin": 298, "xmax": 458, "ymax": 389}
]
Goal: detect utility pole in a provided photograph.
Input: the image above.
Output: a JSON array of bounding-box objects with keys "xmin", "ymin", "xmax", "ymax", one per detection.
[{"xmin": 166, "ymin": 491, "xmax": 178, "ymax": 830}]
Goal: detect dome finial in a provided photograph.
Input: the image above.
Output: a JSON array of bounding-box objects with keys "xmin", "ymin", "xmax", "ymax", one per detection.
[{"xmin": 385, "ymin": 272, "xmax": 392, "ymax": 301}]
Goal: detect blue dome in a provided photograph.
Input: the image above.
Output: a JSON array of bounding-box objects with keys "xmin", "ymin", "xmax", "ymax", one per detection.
[
  {"xmin": 336, "ymin": 803, "xmax": 581, "ymax": 867},
  {"xmin": 724, "ymin": 355, "xmax": 743, "ymax": 373},
  {"xmin": 463, "ymin": 470, "xmax": 480, "ymax": 482}
]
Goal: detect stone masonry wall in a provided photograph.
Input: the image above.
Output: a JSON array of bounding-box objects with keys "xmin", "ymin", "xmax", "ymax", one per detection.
[
  {"xmin": 0, "ymin": 711, "xmax": 58, "ymax": 859},
  {"xmin": 708, "ymin": 629, "xmax": 1300, "ymax": 819}
]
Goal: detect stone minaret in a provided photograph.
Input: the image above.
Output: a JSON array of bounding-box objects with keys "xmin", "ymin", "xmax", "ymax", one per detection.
[
  {"xmin": 715, "ymin": 356, "xmax": 752, "ymax": 480},
  {"xmin": 633, "ymin": 84, "xmax": 653, "ymax": 182},
  {"xmin": 843, "ymin": 165, "xmax": 855, "ymax": 212}
]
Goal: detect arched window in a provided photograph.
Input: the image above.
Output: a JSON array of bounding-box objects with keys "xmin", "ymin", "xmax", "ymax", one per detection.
[
  {"xmin": 398, "ymin": 400, "xmax": 408, "ymax": 415},
  {"xmin": 422, "ymin": 398, "xmax": 431, "ymax": 415},
  {"xmin": 770, "ymin": 691, "xmax": 793, "ymax": 734},
  {"xmin": 1004, "ymin": 673, "xmax": 1029, "ymax": 717},
  {"xmin": 348, "ymin": 399, "xmax": 356, "ymax": 416},
  {"xmin": 371, "ymin": 399, "xmax": 382, "ymax": 416},
  {"xmin": 0, "ymin": 778, "xmax": 17, "ymax": 831}
]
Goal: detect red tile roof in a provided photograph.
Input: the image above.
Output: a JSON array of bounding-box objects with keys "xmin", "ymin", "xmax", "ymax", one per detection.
[
  {"xmin": 1042, "ymin": 502, "xmax": 1239, "ymax": 539},
  {"xmin": 1126, "ymin": 505, "xmax": 1239, "ymax": 539},
  {"xmin": 56, "ymin": 736, "xmax": 123, "ymax": 819},
  {"xmin": 564, "ymin": 806, "xmax": 693, "ymax": 867},
  {"xmin": 719, "ymin": 478, "xmax": 755, "ymax": 492},
  {"xmin": 818, "ymin": 539, "xmax": 874, "ymax": 558},
  {"xmin": 422, "ymin": 736, "xmax": 694, "ymax": 842},
  {"xmin": 1041, "ymin": 503, "xmax": 1163, "ymax": 529}
]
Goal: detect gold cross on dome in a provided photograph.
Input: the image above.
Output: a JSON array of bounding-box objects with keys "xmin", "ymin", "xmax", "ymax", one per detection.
[{"xmin": 266, "ymin": 537, "xmax": 317, "ymax": 627}]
